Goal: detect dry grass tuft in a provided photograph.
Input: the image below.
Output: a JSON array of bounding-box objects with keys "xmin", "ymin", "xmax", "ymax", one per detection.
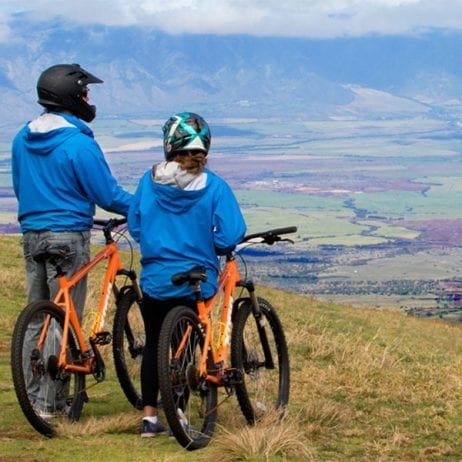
[
  {"xmin": 421, "ymin": 445, "xmax": 456, "ymax": 457},
  {"xmin": 297, "ymin": 401, "xmax": 346, "ymax": 438},
  {"xmin": 55, "ymin": 412, "xmax": 139, "ymax": 438},
  {"xmin": 207, "ymin": 409, "xmax": 315, "ymax": 461}
]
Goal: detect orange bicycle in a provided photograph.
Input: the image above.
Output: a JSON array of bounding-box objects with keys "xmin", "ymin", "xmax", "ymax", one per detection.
[
  {"xmin": 157, "ymin": 226, "xmax": 296, "ymax": 450},
  {"xmin": 11, "ymin": 218, "xmax": 145, "ymax": 437}
]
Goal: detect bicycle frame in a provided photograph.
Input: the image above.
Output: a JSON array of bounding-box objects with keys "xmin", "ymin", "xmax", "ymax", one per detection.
[
  {"xmin": 188, "ymin": 256, "xmax": 241, "ymax": 386},
  {"xmin": 36, "ymin": 238, "xmax": 138, "ymax": 376},
  {"xmin": 173, "ymin": 227, "xmax": 298, "ymax": 390}
]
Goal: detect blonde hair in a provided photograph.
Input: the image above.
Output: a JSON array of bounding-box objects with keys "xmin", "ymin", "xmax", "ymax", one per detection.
[{"xmin": 172, "ymin": 151, "xmax": 207, "ymax": 175}]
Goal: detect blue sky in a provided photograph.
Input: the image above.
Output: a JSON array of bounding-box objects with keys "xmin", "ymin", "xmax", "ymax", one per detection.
[{"xmin": 2, "ymin": 0, "xmax": 462, "ymax": 42}]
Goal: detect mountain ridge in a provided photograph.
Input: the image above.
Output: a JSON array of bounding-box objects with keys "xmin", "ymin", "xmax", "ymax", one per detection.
[{"xmin": 1, "ymin": 18, "xmax": 462, "ymax": 140}]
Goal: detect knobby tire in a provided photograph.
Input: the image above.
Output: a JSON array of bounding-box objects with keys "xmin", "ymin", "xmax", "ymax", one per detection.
[
  {"xmin": 231, "ymin": 296, "xmax": 290, "ymax": 424},
  {"xmin": 157, "ymin": 305, "xmax": 218, "ymax": 450},
  {"xmin": 11, "ymin": 300, "xmax": 86, "ymax": 437},
  {"xmin": 112, "ymin": 288, "xmax": 144, "ymax": 409}
]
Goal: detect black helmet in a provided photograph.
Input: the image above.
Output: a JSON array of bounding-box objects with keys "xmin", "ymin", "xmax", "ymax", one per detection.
[
  {"xmin": 162, "ymin": 112, "xmax": 211, "ymax": 160},
  {"xmin": 37, "ymin": 63, "xmax": 103, "ymax": 122}
]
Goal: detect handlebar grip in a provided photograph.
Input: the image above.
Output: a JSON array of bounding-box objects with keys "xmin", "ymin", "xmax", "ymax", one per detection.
[{"xmin": 266, "ymin": 226, "xmax": 297, "ymax": 236}]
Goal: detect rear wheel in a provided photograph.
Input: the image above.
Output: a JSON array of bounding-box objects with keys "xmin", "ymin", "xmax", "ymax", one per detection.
[
  {"xmin": 11, "ymin": 300, "xmax": 86, "ymax": 437},
  {"xmin": 112, "ymin": 288, "xmax": 144, "ymax": 409},
  {"xmin": 158, "ymin": 305, "xmax": 217, "ymax": 450},
  {"xmin": 231, "ymin": 297, "xmax": 290, "ymax": 424}
]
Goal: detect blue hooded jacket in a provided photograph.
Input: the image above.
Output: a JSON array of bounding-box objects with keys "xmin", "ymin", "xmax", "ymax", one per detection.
[
  {"xmin": 12, "ymin": 112, "xmax": 132, "ymax": 232},
  {"xmin": 128, "ymin": 163, "xmax": 246, "ymax": 300}
]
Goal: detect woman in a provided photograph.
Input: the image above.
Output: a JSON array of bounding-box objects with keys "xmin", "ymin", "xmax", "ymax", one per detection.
[{"xmin": 128, "ymin": 112, "xmax": 246, "ymax": 436}]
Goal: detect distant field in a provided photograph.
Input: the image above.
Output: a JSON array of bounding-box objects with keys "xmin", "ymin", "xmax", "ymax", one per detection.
[{"xmin": 2, "ymin": 115, "xmax": 462, "ymax": 316}]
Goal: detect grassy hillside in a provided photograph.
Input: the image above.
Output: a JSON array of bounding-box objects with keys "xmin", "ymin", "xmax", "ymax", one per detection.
[{"xmin": 2, "ymin": 234, "xmax": 462, "ymax": 461}]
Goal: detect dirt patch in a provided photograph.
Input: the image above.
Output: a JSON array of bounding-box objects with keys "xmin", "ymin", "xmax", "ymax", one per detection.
[
  {"xmin": 0, "ymin": 427, "xmax": 42, "ymax": 441},
  {"xmin": 391, "ymin": 218, "xmax": 462, "ymax": 247},
  {"xmin": 0, "ymin": 341, "xmax": 10, "ymax": 358}
]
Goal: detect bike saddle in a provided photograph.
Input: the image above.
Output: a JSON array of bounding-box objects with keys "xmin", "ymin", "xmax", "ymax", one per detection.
[
  {"xmin": 32, "ymin": 244, "xmax": 71, "ymax": 263},
  {"xmin": 171, "ymin": 266, "xmax": 207, "ymax": 286}
]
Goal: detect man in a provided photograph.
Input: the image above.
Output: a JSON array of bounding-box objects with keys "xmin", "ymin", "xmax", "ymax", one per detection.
[{"xmin": 11, "ymin": 63, "xmax": 132, "ymax": 415}]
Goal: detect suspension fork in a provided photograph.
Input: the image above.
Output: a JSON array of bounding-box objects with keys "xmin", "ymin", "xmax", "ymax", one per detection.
[
  {"xmin": 114, "ymin": 269, "xmax": 144, "ymax": 360},
  {"xmin": 116, "ymin": 268, "xmax": 143, "ymax": 302},
  {"xmin": 238, "ymin": 280, "xmax": 275, "ymax": 369}
]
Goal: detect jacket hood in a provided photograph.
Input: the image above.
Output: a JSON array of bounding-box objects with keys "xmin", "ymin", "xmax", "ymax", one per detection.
[
  {"xmin": 23, "ymin": 112, "xmax": 94, "ymax": 156},
  {"xmin": 150, "ymin": 162, "xmax": 208, "ymax": 213}
]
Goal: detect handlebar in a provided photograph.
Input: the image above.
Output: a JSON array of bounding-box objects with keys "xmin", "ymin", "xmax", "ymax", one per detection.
[
  {"xmin": 93, "ymin": 217, "xmax": 128, "ymax": 243},
  {"xmin": 93, "ymin": 217, "xmax": 127, "ymax": 230},
  {"xmin": 171, "ymin": 227, "xmax": 298, "ymax": 286},
  {"xmin": 242, "ymin": 226, "xmax": 298, "ymax": 245}
]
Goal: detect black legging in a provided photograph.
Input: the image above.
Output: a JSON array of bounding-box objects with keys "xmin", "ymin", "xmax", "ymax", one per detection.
[{"xmin": 140, "ymin": 294, "xmax": 195, "ymax": 408}]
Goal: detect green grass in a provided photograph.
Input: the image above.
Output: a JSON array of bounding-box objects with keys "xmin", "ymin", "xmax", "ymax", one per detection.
[
  {"xmin": 240, "ymin": 207, "xmax": 420, "ymax": 248},
  {"xmin": 236, "ymin": 190, "xmax": 346, "ymax": 211},
  {"xmin": 3, "ymin": 234, "xmax": 462, "ymax": 460}
]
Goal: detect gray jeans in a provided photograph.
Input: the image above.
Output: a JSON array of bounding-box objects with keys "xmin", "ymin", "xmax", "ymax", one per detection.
[
  {"xmin": 23, "ymin": 230, "xmax": 91, "ymax": 320},
  {"xmin": 22, "ymin": 231, "xmax": 90, "ymax": 412}
]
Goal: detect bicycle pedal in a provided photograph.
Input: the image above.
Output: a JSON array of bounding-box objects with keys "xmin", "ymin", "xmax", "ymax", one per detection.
[
  {"xmin": 89, "ymin": 338, "xmax": 106, "ymax": 383},
  {"xmin": 223, "ymin": 368, "xmax": 243, "ymax": 386},
  {"xmin": 93, "ymin": 331, "xmax": 112, "ymax": 345}
]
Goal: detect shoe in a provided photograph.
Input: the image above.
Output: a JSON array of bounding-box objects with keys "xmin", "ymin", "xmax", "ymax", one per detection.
[
  {"xmin": 140, "ymin": 419, "xmax": 168, "ymax": 437},
  {"xmin": 37, "ymin": 409, "xmax": 55, "ymax": 419},
  {"xmin": 36, "ymin": 406, "xmax": 69, "ymax": 419}
]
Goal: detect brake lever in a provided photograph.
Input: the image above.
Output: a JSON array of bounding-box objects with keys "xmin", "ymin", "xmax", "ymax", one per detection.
[{"xmin": 264, "ymin": 235, "xmax": 292, "ymax": 245}]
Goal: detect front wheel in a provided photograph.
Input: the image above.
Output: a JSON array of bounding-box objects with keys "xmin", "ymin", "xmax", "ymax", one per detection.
[
  {"xmin": 112, "ymin": 287, "xmax": 144, "ymax": 409},
  {"xmin": 11, "ymin": 300, "xmax": 86, "ymax": 437},
  {"xmin": 158, "ymin": 305, "xmax": 218, "ymax": 450},
  {"xmin": 231, "ymin": 297, "xmax": 290, "ymax": 424}
]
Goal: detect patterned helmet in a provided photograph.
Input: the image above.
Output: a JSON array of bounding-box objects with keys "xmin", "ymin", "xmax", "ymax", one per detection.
[{"xmin": 162, "ymin": 112, "xmax": 211, "ymax": 160}]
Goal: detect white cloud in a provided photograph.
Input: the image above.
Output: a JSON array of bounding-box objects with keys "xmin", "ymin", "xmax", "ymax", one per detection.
[
  {"xmin": 2, "ymin": 0, "xmax": 462, "ymax": 38},
  {"xmin": 0, "ymin": 12, "xmax": 13, "ymax": 41}
]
